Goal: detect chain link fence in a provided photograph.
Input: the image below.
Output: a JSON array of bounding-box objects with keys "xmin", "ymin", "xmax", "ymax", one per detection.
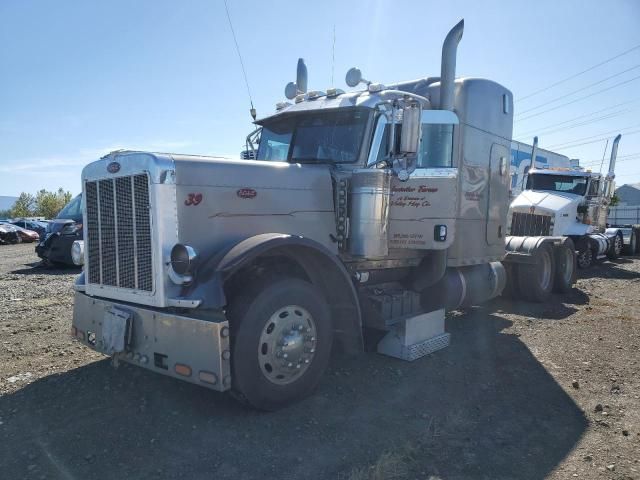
[{"xmin": 609, "ymin": 206, "xmax": 640, "ymax": 225}]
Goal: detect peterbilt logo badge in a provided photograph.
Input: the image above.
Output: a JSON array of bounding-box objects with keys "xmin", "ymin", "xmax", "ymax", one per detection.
[
  {"xmin": 237, "ymin": 188, "xmax": 257, "ymax": 199},
  {"xmin": 107, "ymin": 161, "xmax": 121, "ymax": 173}
]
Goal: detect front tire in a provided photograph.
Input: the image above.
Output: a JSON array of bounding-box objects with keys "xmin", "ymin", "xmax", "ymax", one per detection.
[
  {"xmin": 577, "ymin": 240, "xmax": 594, "ymax": 269},
  {"xmin": 228, "ymin": 278, "xmax": 332, "ymax": 411},
  {"xmin": 607, "ymin": 233, "xmax": 623, "ymax": 260}
]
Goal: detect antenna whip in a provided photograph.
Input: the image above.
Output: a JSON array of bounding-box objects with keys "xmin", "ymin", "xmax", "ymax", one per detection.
[{"xmin": 223, "ymin": 0, "xmax": 256, "ymax": 120}]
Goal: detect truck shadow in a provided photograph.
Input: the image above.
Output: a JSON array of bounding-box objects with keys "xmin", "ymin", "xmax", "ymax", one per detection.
[
  {"xmin": 0, "ymin": 313, "xmax": 587, "ymax": 480},
  {"xmin": 10, "ymin": 262, "xmax": 81, "ymax": 276},
  {"xmin": 577, "ymin": 261, "xmax": 640, "ymax": 280},
  {"xmin": 488, "ymin": 287, "xmax": 587, "ymax": 320}
]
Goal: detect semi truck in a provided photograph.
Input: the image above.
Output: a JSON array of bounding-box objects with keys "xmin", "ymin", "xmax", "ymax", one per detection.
[
  {"xmin": 508, "ymin": 134, "xmax": 640, "ymax": 271},
  {"xmin": 509, "ymin": 140, "xmax": 573, "ymax": 197},
  {"xmin": 71, "ymin": 20, "xmax": 577, "ymax": 410}
]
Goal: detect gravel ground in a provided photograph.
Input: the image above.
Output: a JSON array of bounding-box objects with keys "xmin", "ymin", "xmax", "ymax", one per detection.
[{"xmin": 0, "ymin": 242, "xmax": 639, "ymax": 480}]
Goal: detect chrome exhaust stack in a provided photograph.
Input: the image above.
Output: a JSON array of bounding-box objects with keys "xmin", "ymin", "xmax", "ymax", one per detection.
[
  {"xmin": 284, "ymin": 58, "xmax": 309, "ymax": 99},
  {"xmin": 440, "ymin": 19, "xmax": 464, "ymax": 111},
  {"xmin": 522, "ymin": 136, "xmax": 538, "ymax": 190},
  {"xmin": 607, "ymin": 134, "xmax": 622, "ymax": 178}
]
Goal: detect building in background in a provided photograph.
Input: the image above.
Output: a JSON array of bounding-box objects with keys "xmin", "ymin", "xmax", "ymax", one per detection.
[{"xmin": 615, "ymin": 183, "xmax": 640, "ymax": 206}]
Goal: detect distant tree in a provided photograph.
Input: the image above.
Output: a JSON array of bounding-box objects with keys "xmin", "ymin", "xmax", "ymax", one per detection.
[
  {"xmin": 0, "ymin": 209, "xmax": 12, "ymax": 218},
  {"xmin": 34, "ymin": 188, "xmax": 73, "ymax": 219},
  {"xmin": 9, "ymin": 192, "xmax": 35, "ymax": 218},
  {"xmin": 610, "ymin": 193, "xmax": 620, "ymax": 207}
]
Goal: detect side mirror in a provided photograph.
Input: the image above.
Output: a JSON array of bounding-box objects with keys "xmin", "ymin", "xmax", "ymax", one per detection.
[{"xmin": 399, "ymin": 104, "xmax": 421, "ymax": 154}]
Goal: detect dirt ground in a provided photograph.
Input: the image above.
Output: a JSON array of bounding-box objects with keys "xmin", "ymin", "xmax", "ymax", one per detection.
[{"xmin": 1, "ymin": 242, "xmax": 639, "ymax": 480}]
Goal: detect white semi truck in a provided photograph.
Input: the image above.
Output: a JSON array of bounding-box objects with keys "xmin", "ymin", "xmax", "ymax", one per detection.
[
  {"xmin": 71, "ymin": 20, "xmax": 579, "ymax": 410},
  {"xmin": 509, "ymin": 134, "xmax": 640, "ymax": 271},
  {"xmin": 509, "ymin": 139, "xmax": 572, "ymax": 197}
]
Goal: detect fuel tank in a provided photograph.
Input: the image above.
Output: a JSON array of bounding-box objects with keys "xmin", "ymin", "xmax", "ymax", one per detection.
[{"xmin": 421, "ymin": 262, "xmax": 506, "ymax": 311}]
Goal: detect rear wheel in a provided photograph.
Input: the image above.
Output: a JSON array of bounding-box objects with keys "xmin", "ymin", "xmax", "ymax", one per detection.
[
  {"xmin": 517, "ymin": 243, "xmax": 555, "ymax": 302},
  {"xmin": 501, "ymin": 263, "xmax": 520, "ymax": 299},
  {"xmin": 623, "ymin": 230, "xmax": 637, "ymax": 256},
  {"xmin": 228, "ymin": 278, "xmax": 332, "ymax": 411},
  {"xmin": 553, "ymin": 239, "xmax": 576, "ymax": 293}
]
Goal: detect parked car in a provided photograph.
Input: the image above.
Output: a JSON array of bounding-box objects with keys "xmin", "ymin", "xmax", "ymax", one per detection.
[
  {"xmin": 0, "ymin": 223, "xmax": 21, "ymax": 245},
  {"xmin": 1, "ymin": 223, "xmax": 40, "ymax": 243},
  {"xmin": 36, "ymin": 194, "xmax": 83, "ymax": 266},
  {"xmin": 10, "ymin": 219, "xmax": 48, "ymax": 238}
]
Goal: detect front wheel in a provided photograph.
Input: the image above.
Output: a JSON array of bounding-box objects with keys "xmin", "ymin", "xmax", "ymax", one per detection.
[
  {"xmin": 577, "ymin": 241, "xmax": 594, "ymax": 269},
  {"xmin": 228, "ymin": 278, "xmax": 332, "ymax": 411},
  {"xmin": 607, "ymin": 233, "xmax": 623, "ymax": 260}
]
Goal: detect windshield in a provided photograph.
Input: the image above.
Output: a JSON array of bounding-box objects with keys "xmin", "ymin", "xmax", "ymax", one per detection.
[
  {"xmin": 257, "ymin": 108, "xmax": 370, "ymax": 163},
  {"xmin": 57, "ymin": 194, "xmax": 82, "ymax": 219},
  {"xmin": 527, "ymin": 174, "xmax": 588, "ymax": 195}
]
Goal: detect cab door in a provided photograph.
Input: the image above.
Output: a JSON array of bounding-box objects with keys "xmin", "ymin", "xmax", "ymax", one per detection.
[
  {"xmin": 384, "ymin": 110, "xmax": 459, "ymax": 250},
  {"xmin": 486, "ymin": 143, "xmax": 510, "ymax": 245}
]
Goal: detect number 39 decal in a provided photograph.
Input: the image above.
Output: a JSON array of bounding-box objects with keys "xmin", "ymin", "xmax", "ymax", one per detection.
[{"xmin": 184, "ymin": 193, "xmax": 203, "ymax": 206}]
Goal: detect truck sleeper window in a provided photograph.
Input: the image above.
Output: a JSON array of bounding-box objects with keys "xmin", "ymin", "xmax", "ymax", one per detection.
[{"xmin": 257, "ymin": 108, "xmax": 369, "ymax": 164}]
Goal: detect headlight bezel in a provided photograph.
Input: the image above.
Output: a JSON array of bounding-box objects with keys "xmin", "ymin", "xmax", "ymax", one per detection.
[{"xmin": 170, "ymin": 244, "xmax": 198, "ymax": 276}]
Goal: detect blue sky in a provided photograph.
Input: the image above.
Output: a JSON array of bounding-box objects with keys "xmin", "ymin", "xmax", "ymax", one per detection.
[{"xmin": 1, "ymin": 0, "xmax": 639, "ymax": 197}]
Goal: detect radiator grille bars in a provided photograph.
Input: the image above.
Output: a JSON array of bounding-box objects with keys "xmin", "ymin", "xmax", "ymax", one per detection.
[{"xmin": 85, "ymin": 174, "xmax": 153, "ymax": 291}]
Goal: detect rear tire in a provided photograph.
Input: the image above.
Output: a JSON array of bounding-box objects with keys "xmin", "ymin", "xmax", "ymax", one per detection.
[
  {"xmin": 553, "ymin": 239, "xmax": 576, "ymax": 293},
  {"xmin": 517, "ymin": 243, "xmax": 555, "ymax": 302},
  {"xmin": 501, "ymin": 263, "xmax": 520, "ymax": 299},
  {"xmin": 228, "ymin": 278, "xmax": 332, "ymax": 411},
  {"xmin": 623, "ymin": 231, "xmax": 637, "ymax": 256}
]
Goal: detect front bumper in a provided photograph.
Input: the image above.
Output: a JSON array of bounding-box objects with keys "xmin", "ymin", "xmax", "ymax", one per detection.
[{"xmin": 72, "ymin": 292, "xmax": 231, "ymax": 391}]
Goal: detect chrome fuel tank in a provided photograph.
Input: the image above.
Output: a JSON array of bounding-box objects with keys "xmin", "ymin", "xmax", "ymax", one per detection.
[{"xmin": 348, "ymin": 169, "xmax": 391, "ymax": 259}]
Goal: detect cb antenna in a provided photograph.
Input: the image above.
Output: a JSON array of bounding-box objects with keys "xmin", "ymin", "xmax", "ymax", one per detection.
[
  {"xmin": 331, "ymin": 25, "xmax": 336, "ymax": 86},
  {"xmin": 223, "ymin": 0, "xmax": 256, "ymax": 121},
  {"xmin": 598, "ymin": 138, "xmax": 610, "ymax": 174}
]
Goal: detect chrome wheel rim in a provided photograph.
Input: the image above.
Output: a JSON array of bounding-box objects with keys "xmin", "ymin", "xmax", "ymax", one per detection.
[
  {"xmin": 258, "ymin": 305, "xmax": 317, "ymax": 385},
  {"xmin": 578, "ymin": 248, "xmax": 592, "ymax": 268}
]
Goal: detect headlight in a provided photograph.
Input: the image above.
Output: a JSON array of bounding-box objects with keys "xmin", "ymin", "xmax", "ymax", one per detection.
[
  {"xmin": 71, "ymin": 240, "xmax": 84, "ymax": 266},
  {"xmin": 170, "ymin": 244, "xmax": 198, "ymax": 275}
]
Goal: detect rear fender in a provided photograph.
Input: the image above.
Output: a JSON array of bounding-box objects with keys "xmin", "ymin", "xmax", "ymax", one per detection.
[{"xmin": 503, "ymin": 236, "xmax": 569, "ymax": 264}]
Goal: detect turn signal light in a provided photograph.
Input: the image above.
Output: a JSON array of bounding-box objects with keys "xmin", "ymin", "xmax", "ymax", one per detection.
[
  {"xmin": 174, "ymin": 363, "xmax": 192, "ymax": 377},
  {"xmin": 198, "ymin": 371, "xmax": 218, "ymax": 385}
]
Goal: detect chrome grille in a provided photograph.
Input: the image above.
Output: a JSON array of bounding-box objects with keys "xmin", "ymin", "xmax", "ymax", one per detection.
[
  {"xmin": 85, "ymin": 174, "xmax": 153, "ymax": 291},
  {"xmin": 509, "ymin": 212, "xmax": 552, "ymax": 236}
]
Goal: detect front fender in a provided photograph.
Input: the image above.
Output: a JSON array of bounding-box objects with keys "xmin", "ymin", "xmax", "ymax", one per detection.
[{"xmin": 184, "ymin": 233, "xmax": 363, "ymax": 353}]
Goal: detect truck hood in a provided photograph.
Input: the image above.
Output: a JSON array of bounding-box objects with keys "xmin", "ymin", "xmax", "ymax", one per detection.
[{"xmin": 510, "ymin": 190, "xmax": 582, "ymax": 216}]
